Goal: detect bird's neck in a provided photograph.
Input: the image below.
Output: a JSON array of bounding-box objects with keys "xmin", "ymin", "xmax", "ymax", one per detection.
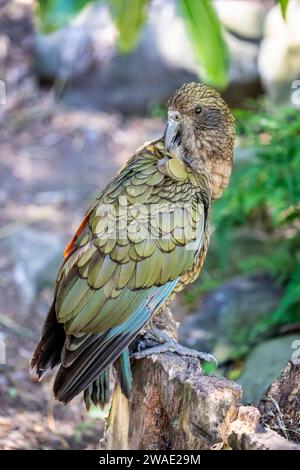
[{"xmin": 179, "ymin": 129, "xmax": 234, "ymax": 200}]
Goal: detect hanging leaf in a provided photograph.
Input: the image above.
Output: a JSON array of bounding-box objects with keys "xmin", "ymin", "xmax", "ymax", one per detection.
[
  {"xmin": 276, "ymin": 0, "xmax": 289, "ymax": 19},
  {"xmin": 36, "ymin": 0, "xmax": 93, "ymax": 33},
  {"xmin": 35, "ymin": 0, "xmax": 229, "ymax": 86},
  {"xmin": 179, "ymin": 0, "xmax": 229, "ymax": 88},
  {"xmin": 109, "ymin": 0, "xmax": 149, "ymax": 53}
]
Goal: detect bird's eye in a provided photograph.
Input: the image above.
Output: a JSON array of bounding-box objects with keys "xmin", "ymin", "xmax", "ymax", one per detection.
[{"xmin": 194, "ymin": 106, "xmax": 202, "ymax": 114}]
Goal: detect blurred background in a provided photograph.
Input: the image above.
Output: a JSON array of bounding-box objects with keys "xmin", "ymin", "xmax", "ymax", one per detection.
[{"xmin": 0, "ymin": 0, "xmax": 300, "ymax": 449}]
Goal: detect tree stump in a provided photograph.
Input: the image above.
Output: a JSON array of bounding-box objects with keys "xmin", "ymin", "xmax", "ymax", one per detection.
[
  {"xmin": 259, "ymin": 362, "xmax": 300, "ymax": 445},
  {"xmin": 101, "ymin": 310, "xmax": 300, "ymax": 450}
]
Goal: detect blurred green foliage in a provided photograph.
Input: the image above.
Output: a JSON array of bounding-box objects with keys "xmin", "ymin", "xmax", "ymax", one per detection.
[
  {"xmin": 277, "ymin": 0, "xmax": 289, "ymax": 18},
  {"xmin": 178, "ymin": 0, "xmax": 228, "ymax": 88},
  {"xmin": 35, "ymin": 0, "xmax": 289, "ymax": 88},
  {"xmin": 36, "ymin": 0, "xmax": 92, "ymax": 32},
  {"xmin": 109, "ymin": 0, "xmax": 148, "ymax": 52},
  {"xmin": 35, "ymin": 0, "xmax": 228, "ymax": 88},
  {"xmin": 212, "ymin": 103, "xmax": 300, "ymax": 336}
]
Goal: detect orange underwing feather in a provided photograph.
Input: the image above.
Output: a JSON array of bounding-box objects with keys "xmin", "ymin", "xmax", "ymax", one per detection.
[{"xmin": 64, "ymin": 214, "xmax": 90, "ymax": 258}]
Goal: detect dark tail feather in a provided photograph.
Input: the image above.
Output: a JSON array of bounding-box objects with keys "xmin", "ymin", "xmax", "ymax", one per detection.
[
  {"xmin": 31, "ymin": 301, "xmax": 65, "ymax": 379},
  {"xmin": 83, "ymin": 369, "xmax": 110, "ymax": 410},
  {"xmin": 32, "ymin": 304, "xmax": 134, "ymax": 407},
  {"xmin": 113, "ymin": 348, "xmax": 132, "ymax": 399},
  {"xmin": 83, "ymin": 348, "xmax": 132, "ymax": 410},
  {"xmin": 53, "ymin": 330, "xmax": 137, "ymax": 405}
]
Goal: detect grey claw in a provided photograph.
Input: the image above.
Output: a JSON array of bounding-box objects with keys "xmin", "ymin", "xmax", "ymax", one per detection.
[{"xmin": 131, "ymin": 326, "xmax": 218, "ymax": 369}]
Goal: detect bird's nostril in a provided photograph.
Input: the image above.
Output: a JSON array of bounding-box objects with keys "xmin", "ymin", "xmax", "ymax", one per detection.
[{"xmin": 168, "ymin": 111, "xmax": 180, "ymax": 122}]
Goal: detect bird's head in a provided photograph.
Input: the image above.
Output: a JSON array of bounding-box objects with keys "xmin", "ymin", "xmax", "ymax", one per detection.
[{"xmin": 165, "ymin": 82, "xmax": 235, "ymax": 199}]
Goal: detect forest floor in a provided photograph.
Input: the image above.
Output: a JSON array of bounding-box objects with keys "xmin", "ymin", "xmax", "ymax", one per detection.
[{"xmin": 0, "ymin": 1, "xmax": 163, "ymax": 449}]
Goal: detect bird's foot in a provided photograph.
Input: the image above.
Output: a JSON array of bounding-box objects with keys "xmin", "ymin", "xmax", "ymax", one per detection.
[{"xmin": 131, "ymin": 326, "xmax": 217, "ymax": 367}]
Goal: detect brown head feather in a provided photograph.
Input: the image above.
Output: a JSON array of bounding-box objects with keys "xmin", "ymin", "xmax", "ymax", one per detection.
[{"xmin": 166, "ymin": 82, "xmax": 235, "ymax": 199}]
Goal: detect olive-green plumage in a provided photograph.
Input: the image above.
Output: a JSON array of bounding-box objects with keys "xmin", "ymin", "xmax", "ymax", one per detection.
[{"xmin": 31, "ymin": 83, "xmax": 235, "ymax": 408}]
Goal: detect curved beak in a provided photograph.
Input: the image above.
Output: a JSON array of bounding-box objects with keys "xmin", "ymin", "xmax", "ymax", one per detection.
[{"xmin": 164, "ymin": 111, "xmax": 181, "ymax": 153}]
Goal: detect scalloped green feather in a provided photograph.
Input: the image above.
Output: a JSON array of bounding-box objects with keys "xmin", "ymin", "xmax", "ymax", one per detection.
[{"xmin": 55, "ymin": 141, "xmax": 208, "ymax": 338}]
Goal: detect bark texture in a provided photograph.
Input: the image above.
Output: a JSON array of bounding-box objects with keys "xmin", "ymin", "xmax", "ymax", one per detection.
[{"xmin": 259, "ymin": 361, "xmax": 300, "ymax": 445}]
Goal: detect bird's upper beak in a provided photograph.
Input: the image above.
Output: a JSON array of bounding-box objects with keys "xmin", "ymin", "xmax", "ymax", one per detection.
[{"xmin": 164, "ymin": 111, "xmax": 181, "ymax": 153}]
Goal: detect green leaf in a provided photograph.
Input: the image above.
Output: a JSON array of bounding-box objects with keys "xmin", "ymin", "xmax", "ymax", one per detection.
[
  {"xmin": 109, "ymin": 0, "xmax": 149, "ymax": 53},
  {"xmin": 277, "ymin": 0, "xmax": 289, "ymax": 19},
  {"xmin": 36, "ymin": 0, "xmax": 93, "ymax": 33},
  {"xmin": 179, "ymin": 0, "xmax": 229, "ymax": 88}
]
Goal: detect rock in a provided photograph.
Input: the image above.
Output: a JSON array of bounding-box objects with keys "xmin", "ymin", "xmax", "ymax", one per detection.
[
  {"xmin": 64, "ymin": 39, "xmax": 195, "ymax": 115},
  {"xmin": 213, "ymin": 0, "xmax": 269, "ymax": 103},
  {"xmin": 152, "ymin": 1, "xmax": 261, "ymax": 100},
  {"xmin": 34, "ymin": 26, "xmax": 95, "ymax": 82},
  {"xmin": 221, "ymin": 31, "xmax": 263, "ymax": 107},
  {"xmin": 46, "ymin": 0, "xmax": 262, "ymax": 114},
  {"xmin": 214, "ymin": 1, "xmax": 269, "ymax": 40},
  {"xmin": 10, "ymin": 228, "xmax": 63, "ymax": 307},
  {"xmin": 258, "ymin": 1, "xmax": 300, "ymax": 106},
  {"xmin": 62, "ymin": 1, "xmax": 196, "ymax": 115},
  {"xmin": 178, "ymin": 273, "xmax": 282, "ymax": 363},
  {"xmin": 237, "ymin": 335, "xmax": 300, "ymax": 405}
]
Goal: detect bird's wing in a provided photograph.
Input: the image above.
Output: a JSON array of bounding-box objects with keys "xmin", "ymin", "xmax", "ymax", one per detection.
[
  {"xmin": 56, "ymin": 143, "xmax": 206, "ymax": 335},
  {"xmin": 52, "ymin": 143, "xmax": 208, "ymax": 402}
]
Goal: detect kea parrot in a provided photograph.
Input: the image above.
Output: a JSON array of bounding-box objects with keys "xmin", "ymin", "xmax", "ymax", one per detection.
[{"xmin": 31, "ymin": 82, "xmax": 235, "ymax": 409}]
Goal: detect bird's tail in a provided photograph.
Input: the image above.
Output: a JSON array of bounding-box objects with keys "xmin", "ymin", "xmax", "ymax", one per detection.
[
  {"xmin": 31, "ymin": 301, "xmax": 65, "ymax": 379},
  {"xmin": 31, "ymin": 303, "xmax": 133, "ymax": 408},
  {"xmin": 113, "ymin": 348, "xmax": 133, "ymax": 399},
  {"xmin": 77, "ymin": 349, "xmax": 132, "ymax": 411},
  {"xmin": 83, "ymin": 368, "xmax": 110, "ymax": 410}
]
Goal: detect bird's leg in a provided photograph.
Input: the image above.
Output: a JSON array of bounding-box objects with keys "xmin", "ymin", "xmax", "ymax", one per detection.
[{"xmin": 131, "ymin": 324, "xmax": 217, "ymax": 367}]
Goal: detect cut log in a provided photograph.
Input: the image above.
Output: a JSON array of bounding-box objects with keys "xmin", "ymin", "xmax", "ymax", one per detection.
[
  {"xmin": 102, "ymin": 353, "xmax": 241, "ymax": 450},
  {"xmin": 101, "ymin": 310, "xmax": 300, "ymax": 450},
  {"xmin": 228, "ymin": 405, "xmax": 300, "ymax": 450}
]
